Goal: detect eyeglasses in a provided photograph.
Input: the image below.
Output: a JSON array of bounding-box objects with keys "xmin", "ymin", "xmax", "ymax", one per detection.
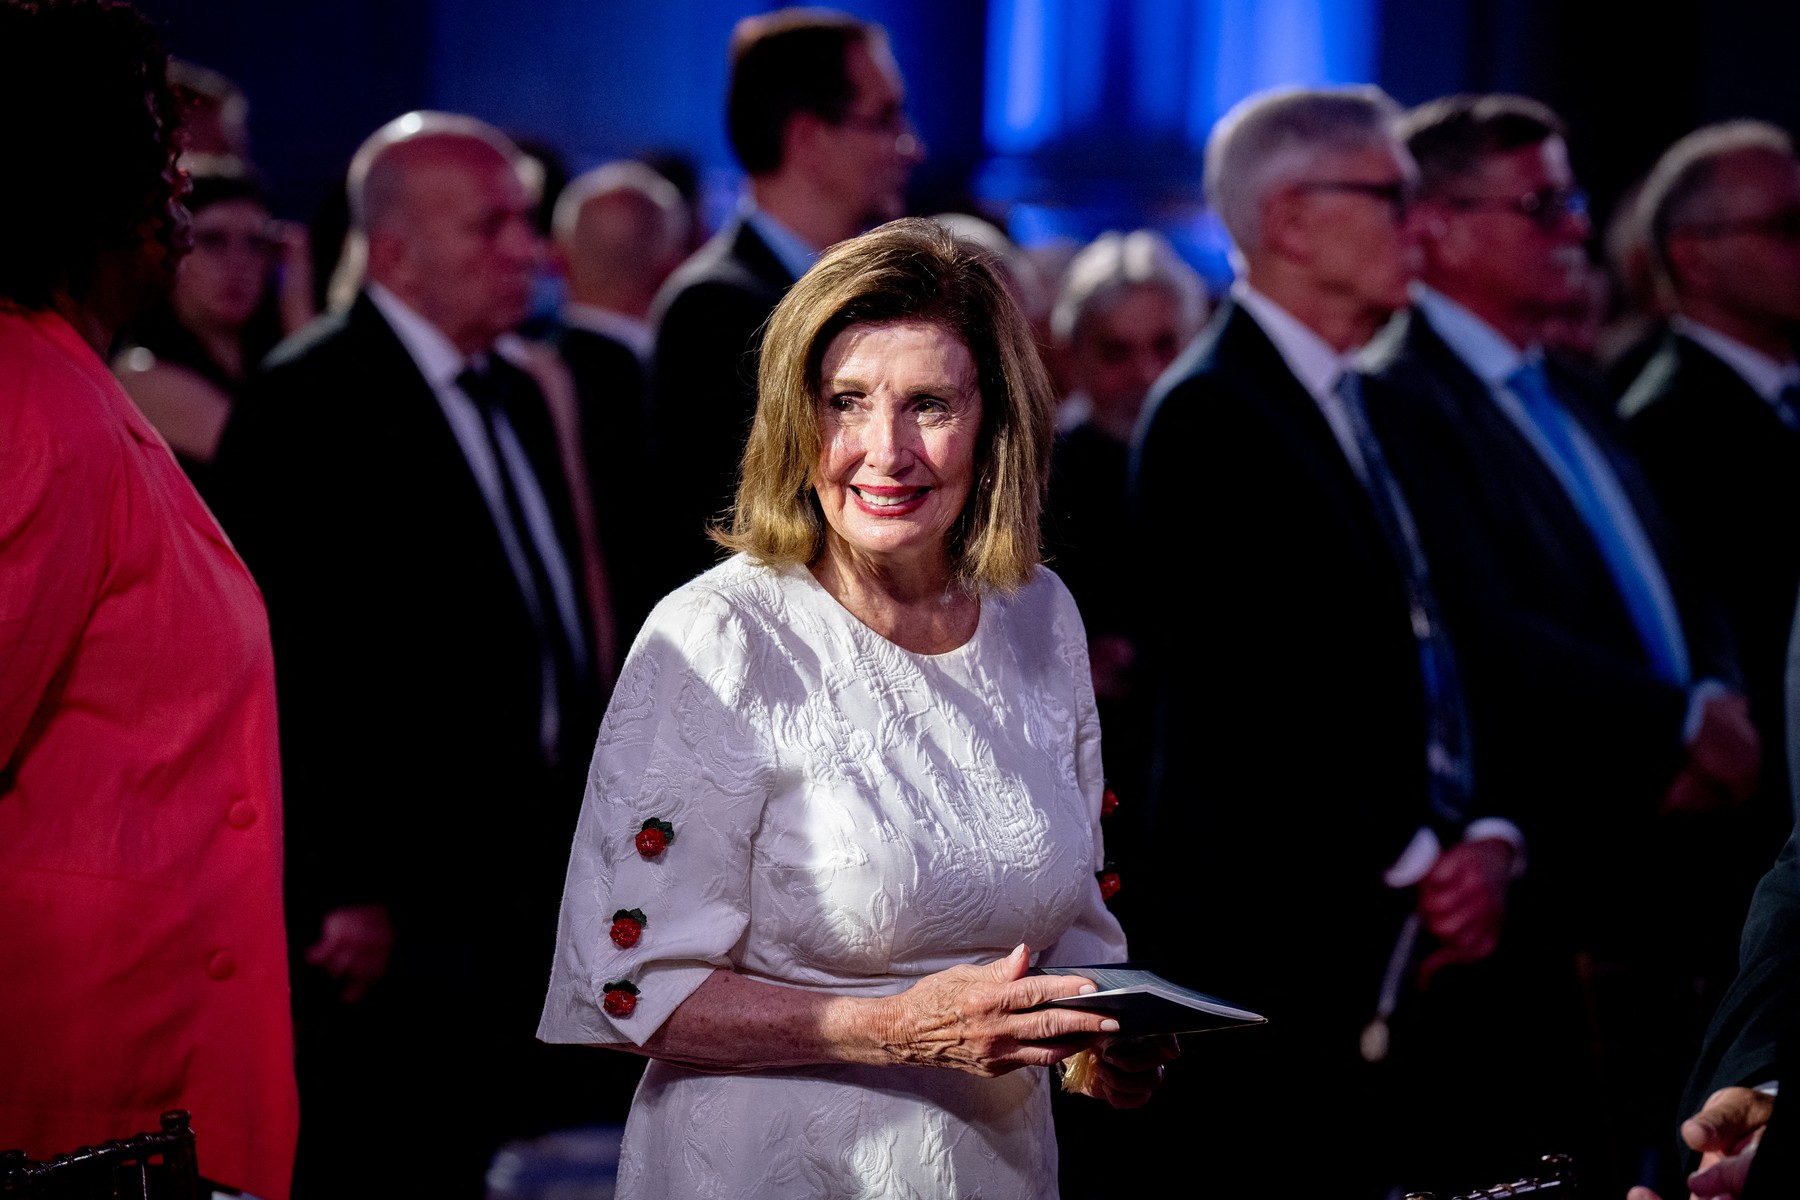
[
  {"xmin": 1673, "ymin": 207, "xmax": 1800, "ymax": 243},
  {"xmin": 1444, "ymin": 186, "xmax": 1589, "ymax": 230},
  {"xmin": 1292, "ymin": 179, "xmax": 1415, "ymax": 221},
  {"xmin": 833, "ymin": 105, "xmax": 920, "ymax": 156}
]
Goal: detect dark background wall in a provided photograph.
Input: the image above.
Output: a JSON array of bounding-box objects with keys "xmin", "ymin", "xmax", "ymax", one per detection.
[{"xmin": 133, "ymin": 0, "xmax": 1800, "ymax": 257}]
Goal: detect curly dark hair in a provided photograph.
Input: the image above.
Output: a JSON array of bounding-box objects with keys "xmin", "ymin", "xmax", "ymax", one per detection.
[{"xmin": 0, "ymin": 0, "xmax": 184, "ymax": 310}]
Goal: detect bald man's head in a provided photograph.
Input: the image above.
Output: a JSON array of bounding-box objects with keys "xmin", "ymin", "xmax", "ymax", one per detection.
[
  {"xmin": 553, "ymin": 161, "xmax": 689, "ymax": 317},
  {"xmin": 349, "ymin": 112, "xmax": 541, "ymax": 354}
]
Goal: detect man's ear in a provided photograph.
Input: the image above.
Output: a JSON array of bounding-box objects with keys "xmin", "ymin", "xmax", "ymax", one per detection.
[
  {"xmin": 365, "ymin": 226, "xmax": 411, "ymax": 286},
  {"xmin": 1412, "ymin": 202, "xmax": 1464, "ymax": 272},
  {"xmin": 1260, "ymin": 188, "xmax": 1314, "ymax": 266},
  {"xmin": 1663, "ymin": 232, "xmax": 1708, "ymax": 298},
  {"xmin": 782, "ymin": 110, "xmax": 830, "ymax": 178}
]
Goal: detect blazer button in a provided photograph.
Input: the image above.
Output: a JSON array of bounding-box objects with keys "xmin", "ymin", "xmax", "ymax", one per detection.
[
  {"xmin": 226, "ymin": 801, "xmax": 258, "ymax": 829},
  {"xmin": 206, "ymin": 950, "xmax": 237, "ymax": 981}
]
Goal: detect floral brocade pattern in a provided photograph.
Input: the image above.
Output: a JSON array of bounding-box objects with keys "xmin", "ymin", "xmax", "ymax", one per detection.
[{"xmin": 538, "ymin": 556, "xmax": 1127, "ymax": 1200}]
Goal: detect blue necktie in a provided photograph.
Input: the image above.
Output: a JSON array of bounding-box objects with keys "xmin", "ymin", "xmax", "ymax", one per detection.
[
  {"xmin": 1506, "ymin": 360, "xmax": 1686, "ymax": 685},
  {"xmin": 1336, "ymin": 372, "xmax": 1473, "ymax": 835}
]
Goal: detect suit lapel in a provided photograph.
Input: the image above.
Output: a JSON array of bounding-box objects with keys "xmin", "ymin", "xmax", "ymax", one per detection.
[
  {"xmin": 1213, "ymin": 303, "xmax": 1383, "ymax": 527},
  {"xmin": 728, "ymin": 217, "xmax": 800, "ymax": 293},
  {"xmin": 346, "ymin": 295, "xmax": 522, "ymax": 568},
  {"xmin": 1402, "ymin": 309, "xmax": 1604, "ymax": 538},
  {"xmin": 1676, "ymin": 332, "xmax": 1797, "ymax": 439}
]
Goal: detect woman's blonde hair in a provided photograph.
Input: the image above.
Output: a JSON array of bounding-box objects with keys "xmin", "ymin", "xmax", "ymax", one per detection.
[{"xmin": 714, "ymin": 217, "xmax": 1055, "ymax": 593}]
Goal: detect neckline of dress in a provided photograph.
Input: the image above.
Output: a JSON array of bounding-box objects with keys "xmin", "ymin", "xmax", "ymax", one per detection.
[{"xmin": 787, "ymin": 561, "xmax": 985, "ymax": 661}]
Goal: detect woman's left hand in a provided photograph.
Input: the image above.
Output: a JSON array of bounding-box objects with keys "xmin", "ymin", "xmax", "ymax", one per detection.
[{"xmin": 1067, "ymin": 1034, "xmax": 1180, "ymax": 1108}]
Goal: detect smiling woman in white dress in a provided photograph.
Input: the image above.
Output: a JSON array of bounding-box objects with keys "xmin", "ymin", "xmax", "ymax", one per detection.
[{"xmin": 538, "ymin": 217, "xmax": 1175, "ymax": 1199}]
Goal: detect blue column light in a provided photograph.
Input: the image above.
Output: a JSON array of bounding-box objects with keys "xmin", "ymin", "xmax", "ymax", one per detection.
[{"xmin": 983, "ymin": 0, "xmax": 1376, "ymax": 277}]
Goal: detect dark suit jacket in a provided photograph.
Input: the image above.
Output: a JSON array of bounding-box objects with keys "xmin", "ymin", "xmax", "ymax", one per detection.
[
  {"xmin": 210, "ymin": 294, "xmax": 597, "ymax": 967},
  {"xmin": 1621, "ymin": 331, "xmax": 1800, "ymax": 822},
  {"xmin": 647, "ymin": 216, "xmax": 795, "ymax": 591},
  {"xmin": 1362, "ymin": 308, "xmax": 1738, "ymax": 952},
  {"xmin": 1677, "ymin": 819, "xmax": 1800, "ymax": 1196},
  {"xmin": 555, "ymin": 322, "xmax": 656, "ymax": 642},
  {"xmin": 1126, "ymin": 300, "xmax": 1558, "ymax": 1196},
  {"xmin": 1686, "ymin": 827, "xmax": 1800, "ymax": 1110},
  {"xmin": 1130, "ymin": 300, "xmax": 1431, "ymax": 1031},
  {"xmin": 1045, "ymin": 420, "xmax": 1132, "ymax": 640}
]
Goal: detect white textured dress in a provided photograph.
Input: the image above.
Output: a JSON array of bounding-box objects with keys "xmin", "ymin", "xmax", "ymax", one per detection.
[{"xmin": 538, "ymin": 555, "xmax": 1128, "ymax": 1199}]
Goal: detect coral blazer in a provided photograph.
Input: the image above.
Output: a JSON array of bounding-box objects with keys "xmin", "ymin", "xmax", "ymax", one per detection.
[{"xmin": 0, "ymin": 309, "xmax": 297, "ymax": 1199}]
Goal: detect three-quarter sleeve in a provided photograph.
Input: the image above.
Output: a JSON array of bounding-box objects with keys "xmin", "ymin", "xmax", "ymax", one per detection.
[
  {"xmin": 539, "ymin": 585, "xmax": 776, "ymax": 1046},
  {"xmin": 1037, "ymin": 575, "xmax": 1130, "ymax": 967}
]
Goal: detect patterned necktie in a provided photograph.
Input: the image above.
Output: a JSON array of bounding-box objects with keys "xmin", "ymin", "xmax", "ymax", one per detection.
[
  {"xmin": 1506, "ymin": 360, "xmax": 1686, "ymax": 685},
  {"xmin": 1335, "ymin": 371, "xmax": 1473, "ymax": 836}
]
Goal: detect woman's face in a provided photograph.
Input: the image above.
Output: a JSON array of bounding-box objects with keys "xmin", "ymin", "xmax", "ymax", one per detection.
[
  {"xmin": 814, "ymin": 318, "xmax": 983, "ymax": 582},
  {"xmin": 173, "ymin": 198, "xmax": 272, "ymax": 330}
]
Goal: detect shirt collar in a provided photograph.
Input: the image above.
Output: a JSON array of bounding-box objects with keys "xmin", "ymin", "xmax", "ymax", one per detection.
[
  {"xmin": 561, "ymin": 302, "xmax": 653, "ymax": 360},
  {"xmin": 366, "ymin": 282, "xmax": 477, "ymax": 389},
  {"xmin": 1231, "ymin": 280, "xmax": 1360, "ymax": 401},
  {"xmin": 1669, "ymin": 315, "xmax": 1799, "ymax": 402},
  {"xmin": 1411, "ymin": 283, "xmax": 1532, "ymax": 387},
  {"xmin": 742, "ymin": 200, "xmax": 823, "ymax": 283}
]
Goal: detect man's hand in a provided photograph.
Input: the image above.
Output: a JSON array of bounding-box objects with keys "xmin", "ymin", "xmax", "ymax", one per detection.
[
  {"xmin": 1627, "ymin": 1086, "xmax": 1777, "ymax": 1200},
  {"xmin": 1417, "ymin": 837, "xmax": 1515, "ymax": 988},
  {"xmin": 304, "ymin": 903, "xmax": 395, "ymax": 1003},
  {"xmin": 1665, "ymin": 693, "xmax": 1761, "ymax": 815},
  {"xmin": 1684, "ymin": 1085, "xmax": 1774, "ymax": 1200}
]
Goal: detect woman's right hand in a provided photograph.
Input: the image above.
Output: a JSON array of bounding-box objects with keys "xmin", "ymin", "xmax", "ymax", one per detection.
[{"xmin": 873, "ymin": 944, "xmax": 1118, "ymax": 1076}]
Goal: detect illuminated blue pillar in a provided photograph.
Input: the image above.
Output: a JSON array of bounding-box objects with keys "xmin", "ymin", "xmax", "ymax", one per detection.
[{"xmin": 980, "ymin": 0, "xmax": 1377, "ymax": 277}]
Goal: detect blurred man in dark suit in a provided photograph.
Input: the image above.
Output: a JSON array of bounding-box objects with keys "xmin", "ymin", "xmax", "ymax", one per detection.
[
  {"xmin": 1621, "ymin": 121, "xmax": 1800, "ymax": 836},
  {"xmin": 648, "ymin": 6, "xmax": 922, "ymax": 587},
  {"xmin": 1129, "ymin": 85, "xmax": 1521, "ymax": 1197},
  {"xmin": 551, "ymin": 159, "xmax": 690, "ymax": 640},
  {"xmin": 1360, "ymin": 93, "xmax": 1759, "ymax": 1195},
  {"xmin": 211, "ymin": 112, "xmax": 605, "ymax": 1197}
]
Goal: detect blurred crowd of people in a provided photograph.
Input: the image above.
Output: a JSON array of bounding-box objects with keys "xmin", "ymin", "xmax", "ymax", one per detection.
[{"xmin": 8, "ymin": 1, "xmax": 1800, "ymax": 1198}]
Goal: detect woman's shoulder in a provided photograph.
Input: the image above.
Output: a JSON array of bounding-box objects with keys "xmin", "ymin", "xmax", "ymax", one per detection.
[
  {"xmin": 995, "ymin": 564, "xmax": 1082, "ymax": 625},
  {"xmin": 978, "ymin": 565, "xmax": 1088, "ymax": 657},
  {"xmin": 0, "ymin": 310, "xmax": 136, "ymax": 483},
  {"xmin": 648, "ymin": 554, "xmax": 795, "ymax": 616},
  {"xmin": 632, "ymin": 556, "xmax": 810, "ymax": 658}
]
